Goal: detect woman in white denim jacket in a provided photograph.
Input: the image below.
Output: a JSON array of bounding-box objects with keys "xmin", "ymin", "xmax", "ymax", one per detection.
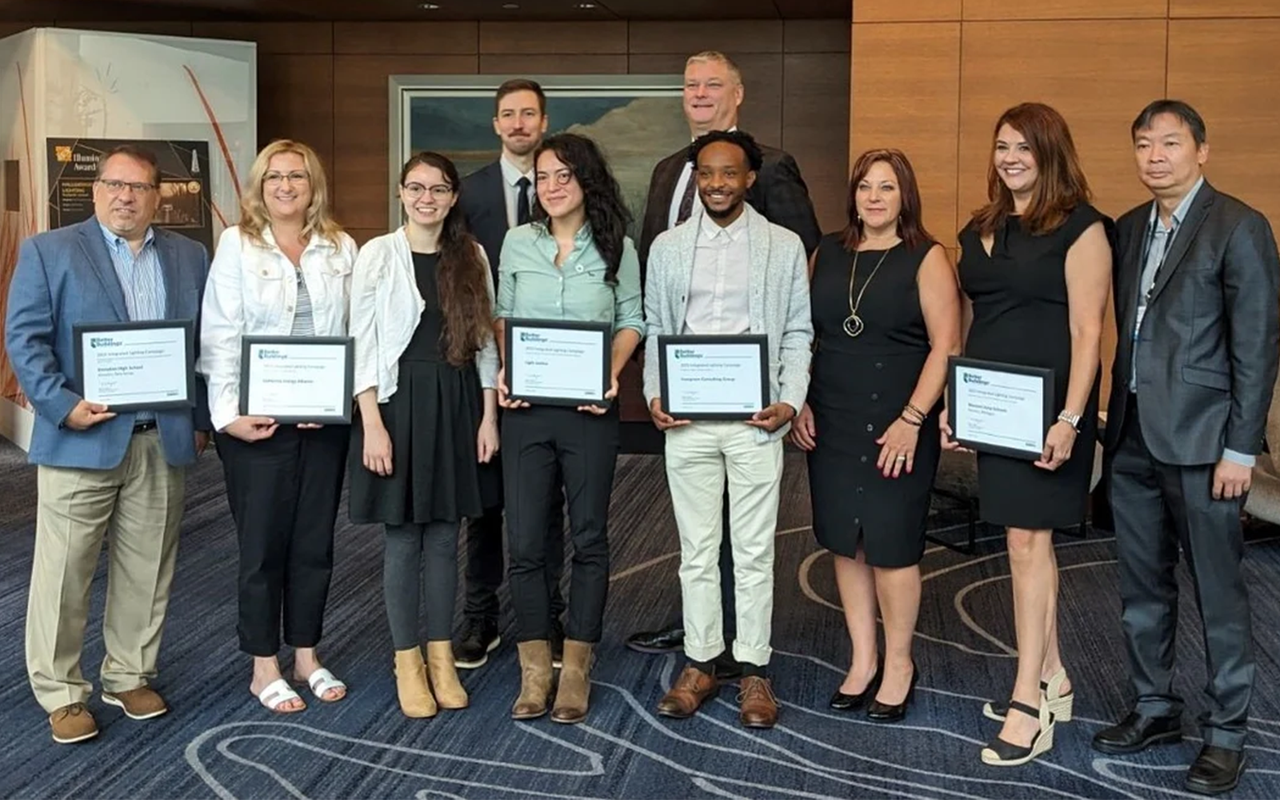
[
  {"xmin": 199, "ymin": 139, "xmax": 357, "ymax": 715},
  {"xmin": 347, "ymin": 151, "xmax": 499, "ymax": 719}
]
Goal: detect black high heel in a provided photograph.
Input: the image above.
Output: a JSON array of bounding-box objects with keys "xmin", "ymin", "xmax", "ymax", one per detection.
[
  {"xmin": 866, "ymin": 662, "xmax": 917, "ymax": 723},
  {"xmin": 829, "ymin": 668, "xmax": 881, "ymax": 711}
]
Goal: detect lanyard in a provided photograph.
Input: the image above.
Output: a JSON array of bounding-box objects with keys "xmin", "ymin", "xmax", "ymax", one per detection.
[{"xmin": 1140, "ymin": 214, "xmax": 1179, "ymax": 299}]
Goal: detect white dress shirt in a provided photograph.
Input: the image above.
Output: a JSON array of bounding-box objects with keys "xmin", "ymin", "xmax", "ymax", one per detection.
[
  {"xmin": 349, "ymin": 228, "xmax": 498, "ymax": 403},
  {"xmin": 199, "ymin": 224, "xmax": 357, "ymax": 431},
  {"xmin": 682, "ymin": 210, "xmax": 751, "ymax": 335},
  {"xmin": 499, "ymin": 155, "xmax": 536, "ymax": 230},
  {"xmin": 667, "ymin": 124, "xmax": 739, "ymax": 230}
]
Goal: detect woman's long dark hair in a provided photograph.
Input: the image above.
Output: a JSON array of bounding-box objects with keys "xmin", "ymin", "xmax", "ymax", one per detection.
[
  {"xmin": 533, "ymin": 133, "xmax": 631, "ymax": 286},
  {"xmin": 399, "ymin": 151, "xmax": 492, "ymax": 367}
]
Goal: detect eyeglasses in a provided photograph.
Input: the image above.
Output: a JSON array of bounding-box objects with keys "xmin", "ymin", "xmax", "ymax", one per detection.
[
  {"xmin": 536, "ymin": 168, "xmax": 574, "ymax": 187},
  {"xmin": 264, "ymin": 171, "xmax": 310, "ymax": 186},
  {"xmin": 96, "ymin": 179, "xmax": 157, "ymax": 195},
  {"xmin": 402, "ymin": 183, "xmax": 454, "ymax": 200}
]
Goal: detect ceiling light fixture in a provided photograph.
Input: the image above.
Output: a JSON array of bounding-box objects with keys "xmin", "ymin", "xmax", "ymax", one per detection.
[
  {"xmin": 575, "ymin": 2, "xmax": 597, "ymax": 8},
  {"xmin": 502, "ymin": 2, "xmax": 519, "ymax": 7},
  {"xmin": 418, "ymin": 2, "xmax": 439, "ymax": 8}
]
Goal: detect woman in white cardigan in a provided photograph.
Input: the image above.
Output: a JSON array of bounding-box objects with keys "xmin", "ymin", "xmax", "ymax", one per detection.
[
  {"xmin": 200, "ymin": 139, "xmax": 357, "ymax": 715},
  {"xmin": 347, "ymin": 151, "xmax": 499, "ymax": 718}
]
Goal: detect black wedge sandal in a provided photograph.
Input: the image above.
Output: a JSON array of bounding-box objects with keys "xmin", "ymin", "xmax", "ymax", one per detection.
[{"xmin": 980, "ymin": 699, "xmax": 1055, "ymax": 767}]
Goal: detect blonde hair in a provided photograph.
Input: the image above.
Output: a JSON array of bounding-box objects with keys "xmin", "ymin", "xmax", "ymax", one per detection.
[
  {"xmin": 239, "ymin": 139, "xmax": 344, "ymax": 248},
  {"xmin": 685, "ymin": 50, "xmax": 742, "ymax": 85}
]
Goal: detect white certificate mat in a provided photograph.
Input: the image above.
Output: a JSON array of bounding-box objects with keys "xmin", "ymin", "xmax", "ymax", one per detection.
[
  {"xmin": 505, "ymin": 319, "xmax": 610, "ymax": 406},
  {"xmin": 74, "ymin": 319, "xmax": 195, "ymax": 412},
  {"xmin": 948, "ymin": 357, "xmax": 1054, "ymax": 460},
  {"xmin": 659, "ymin": 334, "xmax": 769, "ymax": 420},
  {"xmin": 240, "ymin": 336, "xmax": 354, "ymax": 424}
]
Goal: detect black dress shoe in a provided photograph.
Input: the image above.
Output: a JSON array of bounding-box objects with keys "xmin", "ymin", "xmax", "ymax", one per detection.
[
  {"xmin": 712, "ymin": 651, "xmax": 743, "ymax": 682},
  {"xmin": 866, "ymin": 663, "xmax": 918, "ymax": 723},
  {"xmin": 1185, "ymin": 744, "xmax": 1245, "ymax": 795},
  {"xmin": 452, "ymin": 617, "xmax": 501, "ymax": 669},
  {"xmin": 829, "ymin": 667, "xmax": 881, "ymax": 711},
  {"xmin": 625, "ymin": 624, "xmax": 685, "ymax": 654},
  {"xmin": 1091, "ymin": 711, "xmax": 1182, "ymax": 755}
]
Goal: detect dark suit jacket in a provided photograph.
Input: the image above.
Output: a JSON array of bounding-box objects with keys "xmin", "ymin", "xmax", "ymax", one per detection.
[
  {"xmin": 1104, "ymin": 180, "xmax": 1280, "ymax": 465},
  {"xmin": 459, "ymin": 160, "xmax": 511, "ymax": 287},
  {"xmin": 637, "ymin": 139, "xmax": 822, "ymax": 275}
]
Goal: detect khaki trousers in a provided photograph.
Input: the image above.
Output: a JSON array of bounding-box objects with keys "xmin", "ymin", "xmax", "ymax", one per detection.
[
  {"xmin": 26, "ymin": 431, "xmax": 185, "ymax": 712},
  {"xmin": 664, "ymin": 422, "xmax": 783, "ymax": 667}
]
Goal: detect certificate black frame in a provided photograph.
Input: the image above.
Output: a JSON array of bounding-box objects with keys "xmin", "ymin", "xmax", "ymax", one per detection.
[
  {"xmin": 658, "ymin": 334, "xmax": 770, "ymax": 421},
  {"xmin": 503, "ymin": 318, "xmax": 612, "ymax": 407},
  {"xmin": 73, "ymin": 318, "xmax": 196, "ymax": 412},
  {"xmin": 239, "ymin": 335, "xmax": 355, "ymax": 424},
  {"xmin": 947, "ymin": 356, "xmax": 1055, "ymax": 461}
]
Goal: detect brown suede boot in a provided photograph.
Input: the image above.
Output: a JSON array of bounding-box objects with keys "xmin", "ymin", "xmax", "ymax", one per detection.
[
  {"xmin": 551, "ymin": 640, "xmax": 594, "ymax": 724},
  {"xmin": 425, "ymin": 640, "xmax": 468, "ymax": 710},
  {"xmin": 394, "ymin": 647, "xmax": 437, "ymax": 718},
  {"xmin": 511, "ymin": 640, "xmax": 553, "ymax": 720}
]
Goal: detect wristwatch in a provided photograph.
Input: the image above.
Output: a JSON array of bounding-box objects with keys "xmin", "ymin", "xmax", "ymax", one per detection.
[{"xmin": 1057, "ymin": 410, "xmax": 1082, "ymax": 431}]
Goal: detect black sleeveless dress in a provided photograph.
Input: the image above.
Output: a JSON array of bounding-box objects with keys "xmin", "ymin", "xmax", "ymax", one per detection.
[
  {"xmin": 957, "ymin": 205, "xmax": 1105, "ymax": 530},
  {"xmin": 807, "ymin": 235, "xmax": 942, "ymax": 567},
  {"xmin": 347, "ymin": 252, "xmax": 492, "ymax": 525}
]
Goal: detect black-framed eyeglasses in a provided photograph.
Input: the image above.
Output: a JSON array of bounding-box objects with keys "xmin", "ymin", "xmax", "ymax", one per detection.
[
  {"xmin": 96, "ymin": 178, "xmax": 157, "ymax": 195},
  {"xmin": 402, "ymin": 183, "xmax": 454, "ymax": 200},
  {"xmin": 264, "ymin": 170, "xmax": 310, "ymax": 186}
]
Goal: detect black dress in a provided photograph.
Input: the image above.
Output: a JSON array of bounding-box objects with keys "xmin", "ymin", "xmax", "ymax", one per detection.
[
  {"xmin": 348, "ymin": 252, "xmax": 490, "ymax": 525},
  {"xmin": 958, "ymin": 205, "xmax": 1104, "ymax": 530},
  {"xmin": 807, "ymin": 235, "xmax": 942, "ymax": 568}
]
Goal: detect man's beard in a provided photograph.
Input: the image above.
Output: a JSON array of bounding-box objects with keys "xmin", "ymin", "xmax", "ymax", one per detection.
[
  {"xmin": 505, "ymin": 136, "xmax": 539, "ymax": 156},
  {"xmin": 704, "ymin": 198, "xmax": 743, "ymax": 220}
]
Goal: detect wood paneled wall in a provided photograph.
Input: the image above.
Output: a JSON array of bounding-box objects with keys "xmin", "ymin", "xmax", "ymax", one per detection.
[{"xmin": 851, "ymin": 0, "xmax": 1280, "ymax": 407}]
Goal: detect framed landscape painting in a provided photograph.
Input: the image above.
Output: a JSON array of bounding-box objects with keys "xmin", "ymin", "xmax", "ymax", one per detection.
[{"xmin": 388, "ymin": 74, "xmax": 686, "ymax": 238}]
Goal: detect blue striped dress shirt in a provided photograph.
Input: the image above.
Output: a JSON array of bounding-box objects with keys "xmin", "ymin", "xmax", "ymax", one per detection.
[{"xmin": 99, "ymin": 222, "xmax": 167, "ymax": 422}]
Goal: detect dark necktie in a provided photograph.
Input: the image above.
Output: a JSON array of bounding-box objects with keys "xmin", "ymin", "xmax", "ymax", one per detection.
[
  {"xmin": 675, "ymin": 165, "xmax": 697, "ymax": 225},
  {"xmin": 516, "ymin": 176, "xmax": 531, "ymax": 226}
]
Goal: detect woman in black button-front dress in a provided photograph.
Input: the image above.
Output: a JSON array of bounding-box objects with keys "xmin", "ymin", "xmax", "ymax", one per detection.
[
  {"xmin": 949, "ymin": 103, "xmax": 1112, "ymax": 767},
  {"xmin": 791, "ymin": 149, "xmax": 961, "ymax": 721}
]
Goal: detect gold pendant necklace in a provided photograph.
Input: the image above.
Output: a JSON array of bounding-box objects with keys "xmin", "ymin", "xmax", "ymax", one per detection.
[{"xmin": 843, "ymin": 246, "xmax": 891, "ymax": 338}]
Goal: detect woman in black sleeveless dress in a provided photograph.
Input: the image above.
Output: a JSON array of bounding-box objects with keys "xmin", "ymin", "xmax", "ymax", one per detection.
[
  {"xmin": 348, "ymin": 152, "xmax": 500, "ymax": 719},
  {"xmin": 949, "ymin": 104, "xmax": 1112, "ymax": 766},
  {"xmin": 792, "ymin": 149, "xmax": 961, "ymax": 722}
]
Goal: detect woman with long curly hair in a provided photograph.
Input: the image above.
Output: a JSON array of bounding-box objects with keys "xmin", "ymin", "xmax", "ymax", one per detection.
[
  {"xmin": 493, "ymin": 132, "xmax": 644, "ymax": 725},
  {"xmin": 200, "ymin": 139, "xmax": 357, "ymax": 714},
  {"xmin": 347, "ymin": 152, "xmax": 499, "ymax": 718}
]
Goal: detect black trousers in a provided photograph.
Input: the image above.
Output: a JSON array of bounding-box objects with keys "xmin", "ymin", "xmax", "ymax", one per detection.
[
  {"xmin": 502, "ymin": 406, "xmax": 618, "ymax": 643},
  {"xmin": 464, "ymin": 445, "xmax": 567, "ymax": 626},
  {"xmin": 215, "ymin": 425, "xmax": 349, "ymax": 657},
  {"xmin": 1108, "ymin": 395, "xmax": 1253, "ymax": 750}
]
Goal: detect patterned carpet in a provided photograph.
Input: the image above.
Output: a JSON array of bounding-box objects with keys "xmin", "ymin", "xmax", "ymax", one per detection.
[{"xmin": 2, "ymin": 439, "xmax": 1280, "ymax": 799}]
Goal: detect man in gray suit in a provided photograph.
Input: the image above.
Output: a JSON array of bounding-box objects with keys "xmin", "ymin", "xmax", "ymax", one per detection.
[
  {"xmin": 6, "ymin": 145, "xmax": 211, "ymax": 744},
  {"xmin": 1093, "ymin": 100, "xmax": 1280, "ymax": 796},
  {"xmin": 643, "ymin": 130, "xmax": 811, "ymax": 729}
]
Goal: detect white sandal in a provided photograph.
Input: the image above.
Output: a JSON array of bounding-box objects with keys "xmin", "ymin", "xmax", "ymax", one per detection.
[
  {"xmin": 299, "ymin": 667, "xmax": 347, "ymax": 702},
  {"xmin": 255, "ymin": 678, "xmax": 305, "ymax": 714}
]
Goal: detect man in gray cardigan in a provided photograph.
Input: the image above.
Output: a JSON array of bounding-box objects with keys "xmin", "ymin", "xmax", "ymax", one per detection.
[{"xmin": 641, "ymin": 130, "xmax": 812, "ymax": 729}]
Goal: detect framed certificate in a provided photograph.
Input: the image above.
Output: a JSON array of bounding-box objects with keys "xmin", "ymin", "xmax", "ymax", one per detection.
[
  {"xmin": 658, "ymin": 334, "xmax": 769, "ymax": 420},
  {"xmin": 504, "ymin": 319, "xmax": 611, "ymax": 406},
  {"xmin": 947, "ymin": 356, "xmax": 1055, "ymax": 460},
  {"xmin": 73, "ymin": 319, "xmax": 196, "ymax": 412},
  {"xmin": 240, "ymin": 336, "xmax": 354, "ymax": 424}
]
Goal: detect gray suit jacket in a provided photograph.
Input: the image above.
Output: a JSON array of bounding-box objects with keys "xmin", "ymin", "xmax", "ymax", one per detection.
[
  {"xmin": 1105, "ymin": 180, "xmax": 1280, "ymax": 465},
  {"xmin": 642, "ymin": 204, "xmax": 812, "ymax": 441}
]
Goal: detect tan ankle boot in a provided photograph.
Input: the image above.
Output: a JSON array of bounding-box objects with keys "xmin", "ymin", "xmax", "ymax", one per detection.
[
  {"xmin": 511, "ymin": 640, "xmax": 553, "ymax": 720},
  {"xmin": 551, "ymin": 639, "xmax": 593, "ymax": 724},
  {"xmin": 393, "ymin": 647, "xmax": 437, "ymax": 718},
  {"xmin": 425, "ymin": 640, "xmax": 468, "ymax": 709}
]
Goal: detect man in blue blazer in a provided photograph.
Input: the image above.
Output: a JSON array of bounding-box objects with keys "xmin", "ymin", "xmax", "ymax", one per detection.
[{"xmin": 5, "ymin": 144, "xmax": 211, "ymax": 745}]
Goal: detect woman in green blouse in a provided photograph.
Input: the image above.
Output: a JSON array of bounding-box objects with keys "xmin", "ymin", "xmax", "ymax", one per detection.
[{"xmin": 494, "ymin": 132, "xmax": 643, "ymax": 725}]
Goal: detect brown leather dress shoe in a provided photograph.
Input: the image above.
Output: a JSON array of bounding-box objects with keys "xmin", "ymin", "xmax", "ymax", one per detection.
[
  {"xmin": 738, "ymin": 675, "xmax": 778, "ymax": 729},
  {"xmin": 49, "ymin": 702, "xmax": 98, "ymax": 744},
  {"xmin": 101, "ymin": 686, "xmax": 168, "ymax": 720},
  {"xmin": 656, "ymin": 666, "xmax": 720, "ymax": 719}
]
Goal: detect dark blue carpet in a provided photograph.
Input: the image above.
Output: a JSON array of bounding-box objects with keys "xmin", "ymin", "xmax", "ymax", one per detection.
[{"xmin": 3, "ymin": 439, "xmax": 1280, "ymax": 799}]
